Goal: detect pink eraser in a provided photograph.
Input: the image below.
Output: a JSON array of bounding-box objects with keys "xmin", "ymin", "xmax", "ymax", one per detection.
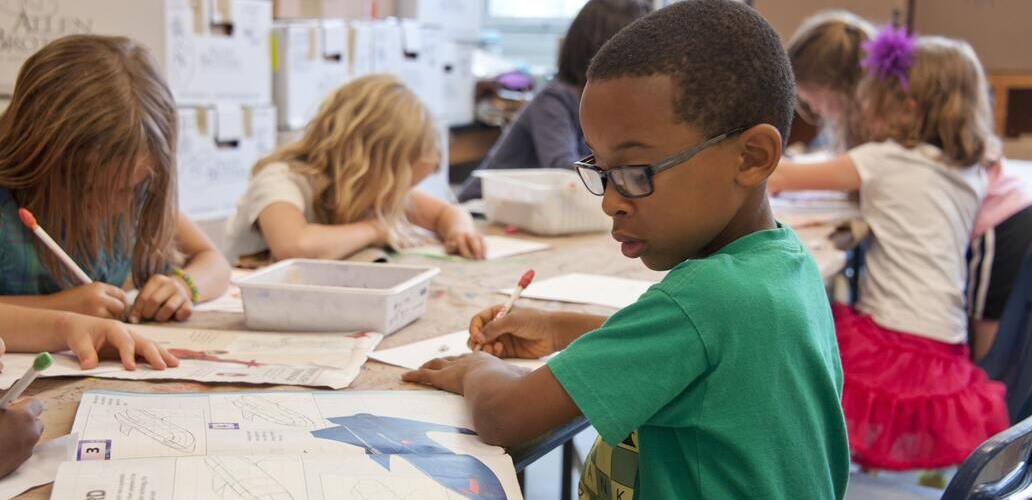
[
  {"xmin": 518, "ymin": 270, "xmax": 535, "ymax": 289},
  {"xmin": 18, "ymin": 208, "xmax": 37, "ymax": 230}
]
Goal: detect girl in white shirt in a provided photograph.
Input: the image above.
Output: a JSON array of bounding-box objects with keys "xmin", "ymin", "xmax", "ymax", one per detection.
[
  {"xmin": 226, "ymin": 75, "xmax": 484, "ymax": 264},
  {"xmin": 769, "ymin": 31, "xmax": 1008, "ymax": 470}
]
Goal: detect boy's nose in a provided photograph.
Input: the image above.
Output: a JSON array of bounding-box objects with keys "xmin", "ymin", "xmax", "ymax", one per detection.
[{"xmin": 601, "ymin": 184, "xmax": 632, "ymax": 218}]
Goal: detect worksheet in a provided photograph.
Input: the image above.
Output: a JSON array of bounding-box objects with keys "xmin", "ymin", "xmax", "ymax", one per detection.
[
  {"xmin": 0, "ymin": 327, "xmax": 382, "ymax": 390},
  {"xmin": 499, "ymin": 273, "xmax": 656, "ymax": 309},
  {"xmin": 369, "ymin": 331, "xmax": 551, "ymax": 371},
  {"xmin": 53, "ymin": 390, "xmax": 523, "ymax": 499},
  {"xmin": 404, "ymin": 235, "xmax": 551, "ymax": 261}
]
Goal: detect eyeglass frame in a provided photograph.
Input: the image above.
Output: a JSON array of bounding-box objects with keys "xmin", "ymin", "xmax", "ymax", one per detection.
[{"xmin": 573, "ymin": 126, "xmax": 748, "ymax": 198}]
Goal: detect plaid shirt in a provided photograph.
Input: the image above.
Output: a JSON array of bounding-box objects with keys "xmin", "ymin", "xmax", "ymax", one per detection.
[{"xmin": 0, "ymin": 188, "xmax": 131, "ymax": 295}]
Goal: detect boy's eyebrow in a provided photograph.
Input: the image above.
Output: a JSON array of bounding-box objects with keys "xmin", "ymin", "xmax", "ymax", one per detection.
[{"xmin": 583, "ymin": 140, "xmax": 653, "ymax": 151}]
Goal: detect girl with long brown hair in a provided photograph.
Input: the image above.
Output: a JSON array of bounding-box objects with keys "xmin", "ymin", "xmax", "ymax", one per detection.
[{"xmin": 0, "ymin": 35, "xmax": 230, "ymax": 324}]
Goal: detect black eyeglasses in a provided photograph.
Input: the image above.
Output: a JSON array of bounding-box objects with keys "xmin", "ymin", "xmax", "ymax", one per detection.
[{"xmin": 574, "ymin": 127, "xmax": 747, "ymax": 198}]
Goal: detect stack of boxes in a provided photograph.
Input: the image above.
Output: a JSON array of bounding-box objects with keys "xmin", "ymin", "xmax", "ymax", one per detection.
[
  {"xmin": 0, "ymin": 0, "xmax": 482, "ymax": 216},
  {"xmin": 0, "ymin": 0, "xmax": 277, "ymax": 222},
  {"xmin": 271, "ymin": 0, "xmax": 481, "ymax": 201}
]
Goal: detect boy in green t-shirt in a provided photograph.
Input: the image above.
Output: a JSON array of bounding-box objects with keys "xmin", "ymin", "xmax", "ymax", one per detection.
[{"xmin": 403, "ymin": 1, "xmax": 850, "ymax": 498}]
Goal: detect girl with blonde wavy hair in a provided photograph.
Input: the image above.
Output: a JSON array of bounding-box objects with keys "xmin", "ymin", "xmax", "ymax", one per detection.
[
  {"xmin": 0, "ymin": 34, "xmax": 230, "ymax": 328},
  {"xmin": 226, "ymin": 74, "xmax": 484, "ymax": 262},
  {"xmin": 769, "ymin": 31, "xmax": 1009, "ymax": 471}
]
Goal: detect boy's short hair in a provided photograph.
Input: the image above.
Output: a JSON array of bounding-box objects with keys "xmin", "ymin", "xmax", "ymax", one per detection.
[{"xmin": 587, "ymin": 0, "xmax": 795, "ymax": 143}]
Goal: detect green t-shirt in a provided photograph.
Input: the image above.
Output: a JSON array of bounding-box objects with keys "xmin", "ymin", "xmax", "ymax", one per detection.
[{"xmin": 548, "ymin": 225, "xmax": 849, "ymax": 499}]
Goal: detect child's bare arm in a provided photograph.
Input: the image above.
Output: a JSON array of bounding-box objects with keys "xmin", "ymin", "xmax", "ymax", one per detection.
[
  {"xmin": 174, "ymin": 215, "xmax": 231, "ymax": 302},
  {"xmin": 767, "ymin": 155, "xmax": 861, "ymax": 194},
  {"xmin": 406, "ymin": 191, "xmax": 485, "ymax": 259},
  {"xmin": 404, "ymin": 354, "xmax": 582, "ymax": 448},
  {"xmin": 257, "ymin": 202, "xmax": 387, "ymax": 260}
]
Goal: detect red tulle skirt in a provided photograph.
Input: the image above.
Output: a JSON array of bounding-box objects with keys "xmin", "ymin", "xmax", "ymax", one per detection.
[{"xmin": 832, "ymin": 304, "xmax": 1009, "ymax": 470}]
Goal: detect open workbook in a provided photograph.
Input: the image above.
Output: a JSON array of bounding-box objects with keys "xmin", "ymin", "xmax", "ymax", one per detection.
[{"xmin": 51, "ymin": 390, "xmax": 523, "ymax": 499}]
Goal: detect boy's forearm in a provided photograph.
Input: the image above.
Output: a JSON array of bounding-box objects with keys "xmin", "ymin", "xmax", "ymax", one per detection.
[
  {"xmin": 551, "ymin": 311, "xmax": 607, "ymax": 349},
  {"xmin": 462, "ymin": 360, "xmax": 583, "ymax": 448}
]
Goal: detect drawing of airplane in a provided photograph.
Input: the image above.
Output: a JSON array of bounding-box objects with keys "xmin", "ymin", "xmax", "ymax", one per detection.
[
  {"xmin": 233, "ymin": 395, "xmax": 316, "ymax": 427},
  {"xmin": 311, "ymin": 414, "xmax": 506, "ymax": 499},
  {"xmin": 113, "ymin": 409, "xmax": 197, "ymax": 453},
  {"xmin": 204, "ymin": 456, "xmax": 294, "ymax": 500}
]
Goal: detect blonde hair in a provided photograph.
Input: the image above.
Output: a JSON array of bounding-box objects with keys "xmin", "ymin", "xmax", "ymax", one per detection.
[
  {"xmin": 255, "ymin": 74, "xmax": 437, "ymax": 246},
  {"xmin": 0, "ymin": 35, "xmax": 178, "ymax": 287},
  {"xmin": 787, "ymin": 10, "xmax": 875, "ymax": 150},
  {"xmin": 856, "ymin": 36, "xmax": 997, "ymax": 167}
]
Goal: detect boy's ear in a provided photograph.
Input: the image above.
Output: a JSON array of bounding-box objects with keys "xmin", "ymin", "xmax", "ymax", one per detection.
[{"xmin": 735, "ymin": 124, "xmax": 782, "ymax": 188}]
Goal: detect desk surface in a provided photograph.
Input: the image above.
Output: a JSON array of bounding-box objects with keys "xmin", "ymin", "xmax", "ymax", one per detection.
[{"xmin": 15, "ymin": 223, "xmax": 848, "ymax": 499}]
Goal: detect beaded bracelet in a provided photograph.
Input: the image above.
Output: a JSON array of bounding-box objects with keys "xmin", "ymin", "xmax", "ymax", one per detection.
[{"xmin": 170, "ymin": 268, "xmax": 200, "ymax": 303}]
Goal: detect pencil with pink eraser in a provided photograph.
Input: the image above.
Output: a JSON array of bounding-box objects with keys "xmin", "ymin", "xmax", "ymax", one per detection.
[
  {"xmin": 18, "ymin": 208, "xmax": 92, "ymax": 285},
  {"xmin": 474, "ymin": 269, "xmax": 535, "ymax": 352}
]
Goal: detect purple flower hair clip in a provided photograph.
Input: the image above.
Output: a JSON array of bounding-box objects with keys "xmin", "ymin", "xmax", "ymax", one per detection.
[{"xmin": 861, "ymin": 25, "xmax": 917, "ymax": 92}]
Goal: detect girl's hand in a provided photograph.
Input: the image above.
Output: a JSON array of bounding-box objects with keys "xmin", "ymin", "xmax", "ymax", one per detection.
[
  {"xmin": 443, "ymin": 228, "xmax": 486, "ymax": 260},
  {"xmin": 55, "ymin": 313, "xmax": 179, "ymax": 370},
  {"xmin": 468, "ymin": 305, "xmax": 559, "ymax": 359},
  {"xmin": 47, "ymin": 283, "xmax": 128, "ymax": 319},
  {"xmin": 127, "ymin": 274, "xmax": 193, "ymax": 324}
]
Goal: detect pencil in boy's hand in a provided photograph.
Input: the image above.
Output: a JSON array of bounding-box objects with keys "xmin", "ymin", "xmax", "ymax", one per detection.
[
  {"xmin": 474, "ymin": 270, "xmax": 535, "ymax": 352},
  {"xmin": 0, "ymin": 352, "xmax": 52, "ymax": 410},
  {"xmin": 19, "ymin": 208, "xmax": 92, "ymax": 285}
]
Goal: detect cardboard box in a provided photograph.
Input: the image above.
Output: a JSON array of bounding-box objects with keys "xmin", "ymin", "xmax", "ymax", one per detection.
[
  {"xmin": 349, "ymin": 20, "xmax": 375, "ymax": 78},
  {"xmin": 396, "ymin": 0, "xmax": 482, "ymax": 43},
  {"xmin": 272, "ymin": 0, "xmax": 394, "ymax": 19},
  {"xmin": 177, "ymin": 104, "xmax": 277, "ymax": 220},
  {"xmin": 750, "ymin": 0, "xmax": 907, "ymax": 45},
  {"xmin": 273, "ymin": 20, "xmax": 350, "ymax": 130},
  {"xmin": 371, "ymin": 18, "xmax": 404, "ymax": 76},
  {"xmin": 399, "ymin": 21, "xmax": 445, "ymax": 117},
  {"xmin": 0, "ymin": 0, "xmax": 271, "ymax": 105},
  {"xmin": 913, "ymin": 0, "xmax": 1032, "ymax": 72},
  {"xmin": 439, "ymin": 40, "xmax": 475, "ymax": 126}
]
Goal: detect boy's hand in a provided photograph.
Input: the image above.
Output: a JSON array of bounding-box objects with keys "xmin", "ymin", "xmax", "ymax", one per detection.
[
  {"xmin": 443, "ymin": 228, "xmax": 485, "ymax": 260},
  {"xmin": 469, "ymin": 305, "xmax": 558, "ymax": 359},
  {"xmin": 128, "ymin": 274, "xmax": 193, "ymax": 324},
  {"xmin": 0, "ymin": 398, "xmax": 43, "ymax": 479},
  {"xmin": 47, "ymin": 283, "xmax": 128, "ymax": 319},
  {"xmin": 54, "ymin": 314, "xmax": 179, "ymax": 371},
  {"xmin": 402, "ymin": 352, "xmax": 519, "ymax": 394}
]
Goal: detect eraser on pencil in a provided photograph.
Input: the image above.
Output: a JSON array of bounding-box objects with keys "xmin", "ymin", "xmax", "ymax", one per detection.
[
  {"xmin": 18, "ymin": 208, "xmax": 37, "ymax": 230},
  {"xmin": 518, "ymin": 270, "xmax": 535, "ymax": 289},
  {"xmin": 33, "ymin": 352, "xmax": 53, "ymax": 371}
]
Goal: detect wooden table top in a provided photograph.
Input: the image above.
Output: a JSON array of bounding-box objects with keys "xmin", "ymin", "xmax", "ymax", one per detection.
[{"xmin": 15, "ymin": 222, "xmax": 849, "ymax": 499}]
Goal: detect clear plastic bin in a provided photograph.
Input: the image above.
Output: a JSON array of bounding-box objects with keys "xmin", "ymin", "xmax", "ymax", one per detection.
[
  {"xmin": 235, "ymin": 259, "xmax": 439, "ymax": 334},
  {"xmin": 475, "ymin": 169, "xmax": 610, "ymax": 235}
]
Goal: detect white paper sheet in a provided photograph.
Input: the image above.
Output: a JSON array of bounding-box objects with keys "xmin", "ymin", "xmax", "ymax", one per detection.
[
  {"xmin": 405, "ymin": 235, "xmax": 551, "ymax": 260},
  {"xmin": 52, "ymin": 390, "xmax": 524, "ymax": 499},
  {"xmin": 500, "ymin": 273, "xmax": 656, "ymax": 309},
  {"xmin": 369, "ymin": 331, "xmax": 550, "ymax": 371},
  {"xmin": 770, "ymin": 190, "xmax": 861, "ymax": 228},
  {"xmin": 0, "ymin": 326, "xmax": 382, "ymax": 390},
  {"xmin": 52, "ymin": 453, "xmax": 523, "ymax": 500},
  {"xmin": 0, "ymin": 433, "xmax": 76, "ymax": 499}
]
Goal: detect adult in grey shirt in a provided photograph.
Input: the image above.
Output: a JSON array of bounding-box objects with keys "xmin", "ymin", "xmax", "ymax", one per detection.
[{"xmin": 458, "ymin": 0, "xmax": 652, "ymax": 201}]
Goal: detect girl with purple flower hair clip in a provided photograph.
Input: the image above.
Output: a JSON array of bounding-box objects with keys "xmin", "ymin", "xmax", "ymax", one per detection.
[{"xmin": 769, "ymin": 30, "xmax": 1010, "ymax": 472}]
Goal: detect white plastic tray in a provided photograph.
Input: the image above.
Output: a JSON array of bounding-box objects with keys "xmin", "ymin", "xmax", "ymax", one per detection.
[
  {"xmin": 235, "ymin": 259, "xmax": 439, "ymax": 334},
  {"xmin": 475, "ymin": 169, "xmax": 610, "ymax": 235}
]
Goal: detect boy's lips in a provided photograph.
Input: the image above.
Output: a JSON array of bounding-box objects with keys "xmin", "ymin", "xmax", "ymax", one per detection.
[{"xmin": 612, "ymin": 231, "xmax": 648, "ymax": 258}]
